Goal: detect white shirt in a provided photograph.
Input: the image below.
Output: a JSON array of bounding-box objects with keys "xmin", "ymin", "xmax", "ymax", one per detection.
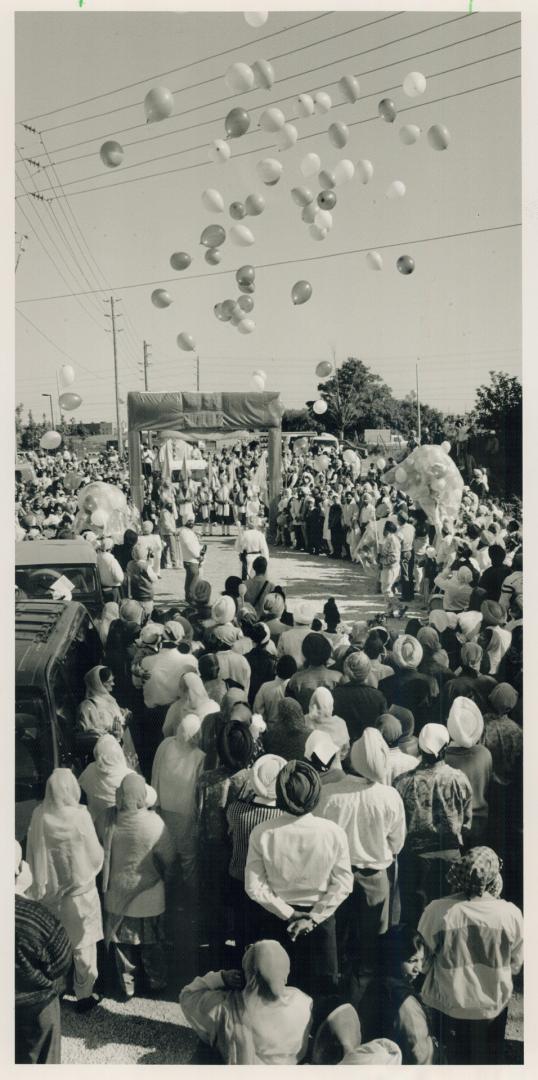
[
  {"xmin": 236, "ymin": 528, "xmax": 269, "ymax": 560},
  {"xmin": 314, "ymin": 776, "xmax": 406, "ymax": 870},
  {"xmin": 177, "ymin": 526, "xmax": 202, "ymax": 563},
  {"xmin": 245, "ymin": 813, "xmax": 353, "ymax": 923},
  {"xmin": 136, "ymin": 534, "xmax": 163, "ymax": 561},
  {"xmin": 142, "ymin": 649, "xmax": 198, "ymax": 708},
  {"xmin": 388, "ymin": 747, "xmax": 420, "ymax": 783},
  {"xmin": 96, "ymin": 551, "xmax": 124, "ymax": 587}
]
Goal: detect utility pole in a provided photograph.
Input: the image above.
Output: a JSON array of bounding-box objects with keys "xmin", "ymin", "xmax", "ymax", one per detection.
[
  {"xmin": 142, "ymin": 340, "xmax": 151, "ymax": 391},
  {"xmin": 416, "ymin": 361, "xmax": 422, "ymax": 444},
  {"xmin": 104, "ymin": 297, "xmax": 123, "ymax": 456},
  {"xmin": 42, "ymin": 393, "xmax": 54, "ymax": 429},
  {"xmin": 195, "ymin": 354, "xmax": 200, "ymax": 391}
]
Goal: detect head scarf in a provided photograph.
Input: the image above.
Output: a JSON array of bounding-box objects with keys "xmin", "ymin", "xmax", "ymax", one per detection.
[
  {"xmin": 488, "ymin": 682, "xmax": 519, "ymax": 716},
  {"xmin": 308, "ymin": 687, "xmax": 334, "ymax": 720},
  {"xmin": 27, "ymin": 769, "xmax": 82, "ymax": 900},
  {"xmin": 448, "ymin": 697, "xmax": 484, "ymax": 748},
  {"xmin": 250, "ymin": 754, "xmax": 287, "ymax": 805},
  {"xmin": 176, "ymin": 712, "xmax": 201, "ymax": 745},
  {"xmin": 350, "ymin": 728, "xmax": 390, "ymax": 783},
  {"xmin": 119, "ymin": 598, "xmax": 144, "ymax": 626},
  {"xmin": 192, "ymin": 578, "xmax": 212, "ymax": 606},
  {"xmin": 305, "ymin": 730, "xmax": 339, "ymax": 767},
  {"xmin": 447, "ymin": 846, "xmax": 503, "ymax": 899},
  {"xmin": 275, "ymin": 760, "xmax": 321, "ymax": 816},
  {"xmin": 94, "ymin": 733, "xmax": 129, "ymax": 781},
  {"xmin": 393, "ymin": 635, "xmax": 423, "ymax": 670},
  {"xmin": 242, "ymin": 939, "xmax": 290, "ymax": 997},
  {"xmin": 429, "ymin": 610, "xmax": 457, "ymax": 634},
  {"xmin": 84, "ymin": 665, "xmax": 113, "ymax": 700},
  {"xmin": 343, "ymin": 651, "xmax": 371, "ymax": 684},
  {"xmin": 178, "ymin": 672, "xmax": 209, "ymax": 715},
  {"xmin": 418, "ymin": 723, "xmax": 450, "ymax": 757},
  {"xmin": 163, "ymin": 620, "xmax": 185, "ymax": 644},
  {"xmin": 417, "ymin": 627, "xmax": 440, "ymax": 653},
  {"xmin": 481, "ymin": 600, "xmax": 505, "ymax": 628},
  {"xmin": 461, "ymin": 642, "xmax": 483, "ymax": 669},
  {"xmin": 485, "ymin": 627, "xmax": 512, "ymax": 674},
  {"xmin": 457, "ymin": 566, "xmax": 473, "ymax": 584},
  {"xmin": 311, "ymin": 1003, "xmax": 402, "ymax": 1066},
  {"xmin": 457, "ymin": 612, "xmax": 482, "ymax": 641},
  {"xmin": 389, "ymin": 705, "xmax": 415, "ymax": 737},
  {"xmin": 217, "ymin": 720, "xmax": 254, "ymax": 772},
  {"xmin": 116, "ymin": 772, "xmax": 148, "ymax": 813},
  {"xmin": 212, "ymin": 595, "xmax": 236, "ymax": 625},
  {"xmin": 378, "ymin": 713, "xmax": 402, "ymax": 748}
]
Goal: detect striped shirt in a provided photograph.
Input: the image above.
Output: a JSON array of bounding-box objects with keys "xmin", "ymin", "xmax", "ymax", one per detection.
[
  {"xmin": 15, "ymin": 895, "xmax": 72, "ymax": 1009},
  {"xmin": 226, "ymin": 798, "xmax": 283, "ymax": 880}
]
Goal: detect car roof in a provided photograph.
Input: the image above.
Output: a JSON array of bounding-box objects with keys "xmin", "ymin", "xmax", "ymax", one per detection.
[
  {"xmin": 15, "ymin": 539, "xmax": 98, "ymax": 567},
  {"xmin": 15, "ymin": 600, "xmax": 88, "ymax": 687}
]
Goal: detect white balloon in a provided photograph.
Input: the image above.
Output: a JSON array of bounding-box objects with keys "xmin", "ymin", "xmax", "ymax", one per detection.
[
  {"xmin": 386, "ymin": 180, "xmax": 406, "ymax": 199},
  {"xmin": 244, "ymin": 11, "xmax": 268, "ymax": 28},
  {"xmin": 403, "ymin": 71, "xmax": 427, "ymax": 98},
  {"xmin": 209, "ymin": 139, "xmax": 231, "ymax": 164},
  {"xmin": 333, "ymin": 159, "xmax": 355, "ymax": 185},
  {"xmin": 259, "ymin": 107, "xmax": 286, "ymax": 132},
  {"xmin": 301, "ymin": 203, "xmax": 317, "ymax": 224},
  {"xmin": 300, "ymin": 152, "xmax": 321, "ymax": 178},
  {"xmin": 230, "ymin": 223, "xmax": 255, "ymax": 246},
  {"xmin": 60, "ymin": 364, "xmax": 75, "ymax": 387},
  {"xmin": 251, "ymin": 59, "xmax": 274, "ymax": 90},
  {"xmin": 256, "ymin": 157, "xmax": 282, "ymax": 184},
  {"xmin": 297, "ymin": 93, "xmax": 315, "ymax": 117},
  {"xmin": 356, "ymin": 159, "xmax": 374, "ymax": 184},
  {"xmin": 276, "ymin": 122, "xmax": 298, "ymax": 150},
  {"xmin": 226, "ymin": 62, "xmax": 255, "ymax": 93},
  {"xmin": 315, "ymin": 208, "xmax": 333, "ymax": 230},
  {"xmin": 253, "ymin": 368, "xmax": 267, "ymax": 381},
  {"xmin": 399, "ymin": 124, "xmax": 421, "ymax": 146},
  {"xmin": 339, "ymin": 74, "xmax": 361, "ymax": 103},
  {"xmin": 251, "ymin": 374, "xmax": 265, "ymax": 390},
  {"xmin": 313, "ymin": 398, "xmax": 328, "ymax": 415},
  {"xmin": 366, "ymin": 250, "xmax": 383, "ymax": 271},
  {"xmin": 238, "ymin": 318, "xmax": 256, "ymax": 334},
  {"xmin": 314, "ymin": 91, "xmax": 332, "ymax": 114},
  {"xmin": 309, "ymin": 223, "xmax": 328, "ymax": 241},
  {"xmin": 202, "ymin": 187, "xmax": 224, "ymax": 212}
]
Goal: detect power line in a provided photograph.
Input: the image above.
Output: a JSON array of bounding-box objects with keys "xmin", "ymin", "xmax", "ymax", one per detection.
[
  {"xmin": 16, "ymin": 221, "xmax": 521, "ymax": 305},
  {"xmin": 15, "ymin": 308, "xmax": 100, "ymax": 377},
  {"xmin": 33, "ymin": 73, "xmax": 520, "ymax": 203}
]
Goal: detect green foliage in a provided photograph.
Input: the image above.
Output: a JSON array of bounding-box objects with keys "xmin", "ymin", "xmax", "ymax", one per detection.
[{"xmin": 472, "ymin": 371, "xmax": 522, "ymax": 430}]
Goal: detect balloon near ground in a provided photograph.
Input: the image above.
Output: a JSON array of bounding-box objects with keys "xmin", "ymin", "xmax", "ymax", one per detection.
[
  {"xmin": 91, "ymin": 509, "xmax": 107, "ymax": 528},
  {"xmin": 377, "ymin": 457, "xmax": 386, "ymax": 470},
  {"xmin": 252, "ymin": 59, "xmax": 274, "ymax": 90},
  {"xmin": 291, "ymin": 280, "xmax": 312, "ymax": 305},
  {"xmin": 397, "ymin": 254, "xmax": 415, "ymax": 275},
  {"xmin": 200, "ymin": 224, "xmax": 226, "ymax": 248},
  {"xmin": 151, "ymin": 288, "xmax": 172, "ymax": 308},
  {"xmin": 245, "ymin": 193, "xmax": 265, "ymax": 215},
  {"xmin": 399, "ymin": 124, "xmax": 421, "ymax": 146},
  {"xmin": 366, "ymin": 250, "xmax": 383, "ymax": 271},
  {"xmin": 356, "ymin": 159, "xmax": 374, "ymax": 184},
  {"xmin": 201, "ymin": 188, "xmax": 224, "ymax": 212},
  {"xmin": 313, "ymin": 398, "xmax": 328, "ymax": 415},
  {"xmin": 170, "ymin": 251, "xmax": 191, "ymax": 271},
  {"xmin": 230, "ymin": 201, "xmax": 247, "ymax": 220},
  {"xmin": 230, "ymin": 223, "xmax": 255, "ymax": 246},
  {"xmin": 100, "ymin": 140, "xmax": 124, "ymax": 167},
  {"xmin": 225, "ymin": 62, "xmax": 254, "ymax": 93},
  {"xmin": 328, "ymin": 121, "xmax": 349, "ymax": 149},
  {"xmin": 40, "ymin": 430, "xmax": 62, "ymax": 451},
  {"xmin": 209, "ymin": 139, "xmax": 231, "ymax": 164},
  {"xmin": 316, "ymin": 360, "xmax": 333, "ymax": 378},
  {"xmin": 378, "ymin": 98, "xmax": 397, "ymax": 123},
  {"xmin": 298, "ymin": 93, "xmax": 315, "ymax": 117},
  {"xmin": 385, "ymin": 445, "xmax": 464, "ymax": 527},
  {"xmin": 60, "ymin": 364, "xmax": 75, "ymax": 386},
  {"xmin": 259, "ymin": 107, "xmax": 285, "ymax": 132},
  {"xmin": 403, "ymin": 71, "xmax": 427, "ymax": 97},
  {"xmin": 243, "ymin": 11, "xmax": 268, "ymax": 28},
  {"xmin": 428, "ymin": 124, "xmax": 451, "ymax": 150},
  {"xmin": 59, "ymin": 392, "xmax": 82, "ymax": 411},
  {"xmin": 76, "ymin": 482, "xmax": 140, "ymax": 544},
  {"xmin": 339, "ymin": 74, "xmax": 360, "ymax": 102},
  {"xmin": 144, "ymin": 86, "xmax": 174, "ymax": 123},
  {"xmin": 441, "ymin": 441, "xmax": 452, "ymax": 453},
  {"xmin": 256, "ymin": 157, "xmax": 282, "ymax": 184},
  {"xmin": 177, "ymin": 332, "xmax": 196, "ymax": 351},
  {"xmin": 225, "ymin": 107, "xmax": 251, "ymax": 138}
]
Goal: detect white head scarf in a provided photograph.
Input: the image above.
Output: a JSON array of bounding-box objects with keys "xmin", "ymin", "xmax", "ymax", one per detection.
[{"xmin": 447, "ymin": 697, "xmax": 484, "ymax": 748}]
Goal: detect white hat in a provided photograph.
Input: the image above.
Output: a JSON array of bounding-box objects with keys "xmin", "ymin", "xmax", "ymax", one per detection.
[
  {"xmin": 305, "ymin": 730, "xmax": 339, "ymax": 767},
  {"xmin": 447, "ymin": 696, "xmax": 484, "ymax": 748},
  {"xmin": 393, "ymin": 635, "xmax": 423, "ymax": 670},
  {"xmin": 418, "ymin": 723, "xmax": 450, "ymax": 757},
  {"xmin": 293, "ymin": 600, "xmax": 317, "ymax": 626}
]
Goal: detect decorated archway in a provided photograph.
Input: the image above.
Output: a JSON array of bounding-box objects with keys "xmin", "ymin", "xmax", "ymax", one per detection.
[{"xmin": 127, "ymin": 390, "xmax": 284, "ymax": 529}]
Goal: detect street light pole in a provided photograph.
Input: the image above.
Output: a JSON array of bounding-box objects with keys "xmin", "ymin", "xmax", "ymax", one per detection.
[
  {"xmin": 416, "ymin": 361, "xmax": 422, "ymax": 444},
  {"xmin": 42, "ymin": 393, "xmax": 54, "ymax": 429}
]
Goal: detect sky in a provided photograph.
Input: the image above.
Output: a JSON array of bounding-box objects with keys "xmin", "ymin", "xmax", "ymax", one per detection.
[{"xmin": 14, "ymin": 8, "xmax": 521, "ymax": 429}]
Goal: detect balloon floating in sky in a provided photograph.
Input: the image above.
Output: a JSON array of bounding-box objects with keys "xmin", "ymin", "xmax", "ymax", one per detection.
[
  {"xmin": 151, "ymin": 288, "xmax": 172, "ymax": 308},
  {"xmin": 291, "ymin": 186, "xmax": 314, "ymax": 207},
  {"xmin": 40, "ymin": 430, "xmax": 62, "ymax": 450},
  {"xmin": 328, "ymin": 121, "xmax": 349, "ymax": 149},
  {"xmin": 209, "ymin": 139, "xmax": 231, "ymax": 164},
  {"xmin": 238, "ymin": 318, "xmax": 255, "ymax": 334},
  {"xmin": 318, "ymin": 168, "xmax": 336, "ymax": 190},
  {"xmin": 301, "ymin": 203, "xmax": 317, "ymax": 224},
  {"xmin": 225, "ymin": 107, "xmax": 251, "ymax": 138},
  {"xmin": 333, "ymin": 159, "xmax": 355, "ymax": 185},
  {"xmin": 230, "ymin": 201, "xmax": 247, "ymax": 220},
  {"xmin": 276, "ymin": 123, "xmax": 298, "ymax": 150},
  {"xmin": 238, "ymin": 294, "xmax": 254, "ymax": 313},
  {"xmin": 386, "ymin": 180, "xmax": 406, "ymax": 199},
  {"xmin": 315, "ymin": 208, "xmax": 333, "ymax": 231},
  {"xmin": 202, "ymin": 188, "xmax": 224, "ymax": 212},
  {"xmin": 297, "ymin": 93, "xmax": 315, "ymax": 117},
  {"xmin": 60, "ymin": 364, "xmax": 75, "ymax": 387},
  {"xmin": 245, "ymin": 192, "xmax": 265, "ymax": 216},
  {"xmin": 205, "ymin": 248, "xmax": 222, "ymax": 266},
  {"xmin": 251, "ymin": 372, "xmax": 266, "ymax": 390},
  {"xmin": 200, "ymin": 224, "xmax": 226, "ymax": 248},
  {"xmin": 316, "ymin": 360, "xmax": 333, "ymax": 378},
  {"xmin": 378, "ymin": 97, "xmax": 397, "ymax": 123},
  {"xmin": 309, "ymin": 223, "xmax": 328, "ymax": 241},
  {"xmin": 144, "ymin": 86, "xmax": 174, "ymax": 123},
  {"xmin": 403, "ymin": 71, "xmax": 427, "ymax": 98},
  {"xmin": 428, "ymin": 123, "xmax": 451, "ymax": 150},
  {"xmin": 221, "ymin": 299, "xmax": 237, "ymax": 320},
  {"xmin": 231, "ymin": 304, "xmax": 247, "ymax": 326},
  {"xmin": 259, "ymin": 107, "xmax": 286, "ymax": 132},
  {"xmin": 356, "ymin": 159, "xmax": 374, "ymax": 184},
  {"xmin": 256, "ymin": 157, "xmax": 282, "ymax": 184},
  {"xmin": 399, "ymin": 124, "xmax": 421, "ymax": 146},
  {"xmin": 318, "ymin": 189, "xmax": 336, "ymax": 210},
  {"xmin": 313, "ymin": 399, "xmax": 328, "ymax": 415},
  {"xmin": 170, "ymin": 251, "xmax": 191, "ymax": 271},
  {"xmin": 100, "ymin": 140, "xmax": 124, "ymax": 168},
  {"xmin": 300, "ymin": 152, "xmax": 321, "ymax": 178},
  {"xmin": 397, "ymin": 254, "xmax": 415, "ymax": 275},
  {"xmin": 226, "ymin": 62, "xmax": 255, "ymax": 93},
  {"xmin": 339, "ymin": 74, "xmax": 360, "ymax": 103},
  {"xmin": 177, "ymin": 332, "xmax": 196, "ymax": 352},
  {"xmin": 314, "ymin": 91, "xmax": 332, "ymax": 113},
  {"xmin": 59, "ymin": 392, "xmax": 82, "ymax": 412},
  {"xmin": 252, "ymin": 59, "xmax": 274, "ymax": 90},
  {"xmin": 236, "ymin": 264, "xmax": 255, "ymax": 286},
  {"xmin": 291, "ymin": 280, "xmax": 312, "ymax": 306},
  {"xmin": 230, "ymin": 223, "xmax": 255, "ymax": 246},
  {"xmin": 243, "ymin": 11, "xmax": 268, "ymax": 28},
  {"xmin": 366, "ymin": 250, "xmax": 383, "ymax": 271}
]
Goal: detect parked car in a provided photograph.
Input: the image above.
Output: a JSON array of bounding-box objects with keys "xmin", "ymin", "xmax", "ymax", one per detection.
[
  {"xmin": 15, "ymin": 539, "xmax": 105, "ymax": 618},
  {"xmin": 15, "ymin": 600, "xmax": 104, "ymax": 841}
]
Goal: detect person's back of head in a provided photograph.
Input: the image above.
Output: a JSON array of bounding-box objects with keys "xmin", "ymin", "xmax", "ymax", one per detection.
[
  {"xmin": 363, "ymin": 632, "xmax": 385, "ymax": 661},
  {"xmin": 252, "ymin": 556, "xmax": 267, "ymax": 577},
  {"xmin": 277, "ymin": 698, "xmax": 304, "ymax": 728},
  {"xmin": 276, "ymin": 655, "xmax": 297, "ymax": 680},
  {"xmin": 301, "ymin": 632, "xmax": 332, "ymax": 668},
  {"xmin": 488, "ymin": 543, "xmax": 506, "ymax": 567}
]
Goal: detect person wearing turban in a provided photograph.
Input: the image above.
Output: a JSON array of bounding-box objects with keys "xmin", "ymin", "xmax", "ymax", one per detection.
[
  {"xmin": 381, "ymin": 636, "xmax": 433, "ymax": 733},
  {"xmin": 443, "ymin": 641, "xmax": 498, "ymax": 717},
  {"xmin": 180, "ymin": 940, "xmax": 313, "ymax": 1064},
  {"xmin": 446, "ymin": 698, "xmax": 492, "ymax": 845},
  {"xmin": 394, "ymin": 724, "xmax": 473, "ymax": 926},
  {"xmin": 313, "ymin": 729, "xmax": 406, "ymax": 973},
  {"xmin": 245, "ymin": 760, "xmax": 353, "ymax": 996},
  {"xmin": 434, "ymin": 563, "xmax": 474, "ymax": 612},
  {"xmin": 482, "ymin": 684, "xmax": 523, "ymax": 908},
  {"xmin": 332, "ymin": 652, "xmax": 387, "ymax": 745},
  {"xmin": 418, "ymin": 846, "xmax": 523, "ymax": 1064},
  {"xmin": 376, "ymin": 714, "xmax": 420, "ymax": 783}
]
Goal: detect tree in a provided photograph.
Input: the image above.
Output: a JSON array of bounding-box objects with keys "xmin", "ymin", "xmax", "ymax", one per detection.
[
  {"xmin": 391, "ymin": 392, "xmax": 445, "ymax": 439},
  {"xmin": 282, "ymin": 408, "xmax": 320, "ymax": 432},
  {"xmin": 315, "ymin": 358, "xmax": 396, "ymax": 440},
  {"xmin": 472, "ymin": 370, "xmax": 522, "ymax": 432}
]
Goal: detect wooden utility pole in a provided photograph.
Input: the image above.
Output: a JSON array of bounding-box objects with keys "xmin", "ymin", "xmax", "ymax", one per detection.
[
  {"xmin": 142, "ymin": 340, "xmax": 151, "ymax": 390},
  {"xmin": 416, "ymin": 361, "xmax": 422, "ymax": 444},
  {"xmin": 104, "ymin": 297, "xmax": 123, "ymax": 456},
  {"xmin": 195, "ymin": 355, "xmax": 200, "ymax": 391}
]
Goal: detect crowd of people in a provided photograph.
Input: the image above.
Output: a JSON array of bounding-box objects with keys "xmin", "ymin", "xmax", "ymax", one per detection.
[{"xmin": 15, "ymin": 433, "xmax": 523, "ymax": 1066}]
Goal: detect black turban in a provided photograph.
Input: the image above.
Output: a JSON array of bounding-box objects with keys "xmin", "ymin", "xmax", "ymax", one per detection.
[
  {"xmin": 217, "ymin": 720, "xmax": 253, "ymax": 772},
  {"xmin": 275, "ymin": 760, "xmax": 321, "ymax": 816}
]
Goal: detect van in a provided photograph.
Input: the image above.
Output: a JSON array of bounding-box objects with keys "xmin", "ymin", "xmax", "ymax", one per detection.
[
  {"xmin": 15, "ymin": 600, "xmax": 103, "ymax": 841},
  {"xmin": 15, "ymin": 539, "xmax": 105, "ymax": 618}
]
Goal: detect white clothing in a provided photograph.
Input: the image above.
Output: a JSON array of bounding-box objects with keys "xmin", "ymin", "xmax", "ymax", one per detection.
[
  {"xmin": 96, "ymin": 551, "xmax": 124, "ymax": 587},
  {"xmin": 388, "ymin": 747, "xmax": 420, "ymax": 783},
  {"xmin": 314, "ymin": 775, "xmax": 406, "ymax": 870},
  {"xmin": 142, "ymin": 649, "xmax": 198, "ymax": 708},
  {"xmin": 177, "ymin": 526, "xmax": 202, "ymax": 563}
]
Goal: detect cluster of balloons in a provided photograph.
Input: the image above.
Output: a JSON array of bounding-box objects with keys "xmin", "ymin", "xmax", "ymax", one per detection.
[
  {"xmin": 294, "ymin": 146, "xmax": 356, "ymax": 242},
  {"xmin": 385, "ymin": 444, "xmax": 464, "ymax": 527},
  {"xmin": 76, "ymin": 482, "xmax": 140, "ymax": 543},
  {"xmin": 59, "ymin": 363, "xmax": 82, "ymax": 412},
  {"xmin": 214, "ymin": 265, "xmax": 256, "ymax": 334},
  {"xmin": 366, "ymin": 251, "xmax": 415, "ymax": 275},
  {"xmin": 225, "ymin": 59, "xmax": 274, "ymax": 93}
]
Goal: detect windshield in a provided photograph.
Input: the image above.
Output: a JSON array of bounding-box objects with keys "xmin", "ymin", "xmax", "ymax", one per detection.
[{"xmin": 15, "ymin": 564, "xmax": 98, "ymax": 598}]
